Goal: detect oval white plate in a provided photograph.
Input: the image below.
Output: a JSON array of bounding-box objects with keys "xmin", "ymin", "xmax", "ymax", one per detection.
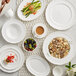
[
  {"xmin": 26, "ymin": 55, "xmax": 50, "ymax": 76},
  {"xmin": 2, "ymin": 19, "xmax": 26, "ymax": 43},
  {"xmin": 45, "ymin": 0, "xmax": 76, "ymax": 30},
  {"xmin": 0, "ymin": 45, "xmax": 24, "ymax": 73},
  {"xmin": 43, "ymin": 32, "xmax": 74, "ymax": 65},
  {"xmin": 17, "ymin": 0, "xmax": 45, "ymax": 21}
]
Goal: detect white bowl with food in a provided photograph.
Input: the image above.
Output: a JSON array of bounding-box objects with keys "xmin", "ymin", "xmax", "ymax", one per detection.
[
  {"xmin": 43, "ymin": 32, "xmax": 74, "ymax": 65},
  {"xmin": 17, "ymin": 0, "xmax": 45, "ymax": 21},
  {"xmin": 32, "ymin": 23, "xmax": 47, "ymax": 38}
]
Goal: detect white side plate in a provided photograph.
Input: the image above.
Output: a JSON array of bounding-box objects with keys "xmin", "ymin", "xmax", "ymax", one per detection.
[{"xmin": 26, "ymin": 55, "xmax": 50, "ymax": 76}]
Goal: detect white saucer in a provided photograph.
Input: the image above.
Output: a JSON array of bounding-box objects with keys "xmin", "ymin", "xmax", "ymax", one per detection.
[
  {"xmin": 46, "ymin": 0, "xmax": 76, "ymax": 30},
  {"xmin": 26, "ymin": 55, "xmax": 50, "ymax": 76},
  {"xmin": 0, "ymin": 45, "xmax": 25, "ymax": 73},
  {"xmin": 2, "ymin": 19, "xmax": 26, "ymax": 43},
  {"xmin": 17, "ymin": 0, "xmax": 45, "ymax": 21}
]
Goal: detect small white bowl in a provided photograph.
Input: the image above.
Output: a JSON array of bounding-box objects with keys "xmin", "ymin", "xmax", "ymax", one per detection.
[
  {"xmin": 53, "ymin": 66, "xmax": 64, "ymax": 76},
  {"xmin": 32, "ymin": 23, "xmax": 47, "ymax": 38}
]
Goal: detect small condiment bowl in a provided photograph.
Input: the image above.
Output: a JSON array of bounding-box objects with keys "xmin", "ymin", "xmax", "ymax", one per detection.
[
  {"xmin": 53, "ymin": 66, "xmax": 64, "ymax": 76},
  {"xmin": 32, "ymin": 23, "xmax": 47, "ymax": 38},
  {"xmin": 22, "ymin": 38, "xmax": 37, "ymax": 52}
]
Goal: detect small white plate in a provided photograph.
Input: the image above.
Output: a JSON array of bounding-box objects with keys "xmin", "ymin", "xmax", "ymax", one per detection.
[
  {"xmin": 17, "ymin": 0, "xmax": 45, "ymax": 21},
  {"xmin": 43, "ymin": 32, "xmax": 74, "ymax": 65},
  {"xmin": 32, "ymin": 23, "xmax": 47, "ymax": 38},
  {"xmin": 45, "ymin": 0, "xmax": 76, "ymax": 30},
  {"xmin": 0, "ymin": 45, "xmax": 25, "ymax": 73},
  {"xmin": 26, "ymin": 55, "xmax": 50, "ymax": 76},
  {"xmin": 2, "ymin": 19, "xmax": 26, "ymax": 43}
]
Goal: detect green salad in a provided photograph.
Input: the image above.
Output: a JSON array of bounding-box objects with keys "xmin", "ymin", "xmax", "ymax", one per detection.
[{"xmin": 21, "ymin": 0, "xmax": 41, "ymax": 18}]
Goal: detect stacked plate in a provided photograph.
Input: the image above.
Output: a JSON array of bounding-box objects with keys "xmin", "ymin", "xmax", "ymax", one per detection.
[{"xmin": 0, "ymin": 45, "xmax": 24, "ymax": 73}]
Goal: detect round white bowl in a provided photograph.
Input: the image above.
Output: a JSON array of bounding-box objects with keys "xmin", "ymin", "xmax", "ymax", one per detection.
[
  {"xmin": 2, "ymin": 19, "xmax": 26, "ymax": 43},
  {"xmin": 43, "ymin": 32, "xmax": 74, "ymax": 65}
]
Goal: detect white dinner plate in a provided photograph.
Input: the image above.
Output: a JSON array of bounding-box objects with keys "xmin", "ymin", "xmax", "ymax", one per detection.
[
  {"xmin": 0, "ymin": 45, "xmax": 25, "ymax": 73},
  {"xmin": 26, "ymin": 55, "xmax": 50, "ymax": 76},
  {"xmin": 17, "ymin": 0, "xmax": 45, "ymax": 21},
  {"xmin": 43, "ymin": 32, "xmax": 74, "ymax": 65},
  {"xmin": 2, "ymin": 19, "xmax": 26, "ymax": 43},
  {"xmin": 45, "ymin": 0, "xmax": 76, "ymax": 30}
]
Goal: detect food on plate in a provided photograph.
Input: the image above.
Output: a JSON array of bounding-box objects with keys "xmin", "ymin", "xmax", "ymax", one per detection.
[
  {"xmin": 0, "ymin": 0, "xmax": 10, "ymax": 13},
  {"xmin": 24, "ymin": 38, "xmax": 37, "ymax": 51},
  {"xmin": 36, "ymin": 26, "xmax": 44, "ymax": 35},
  {"xmin": 4, "ymin": 55, "xmax": 15, "ymax": 64},
  {"xmin": 21, "ymin": 0, "xmax": 41, "ymax": 18},
  {"xmin": 48, "ymin": 37, "xmax": 70, "ymax": 59}
]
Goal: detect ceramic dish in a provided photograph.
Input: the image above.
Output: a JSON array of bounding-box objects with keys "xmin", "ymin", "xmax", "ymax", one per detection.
[
  {"xmin": 2, "ymin": 19, "xmax": 26, "ymax": 43},
  {"xmin": 0, "ymin": 45, "xmax": 24, "ymax": 73},
  {"xmin": 17, "ymin": 0, "xmax": 45, "ymax": 21},
  {"xmin": 43, "ymin": 32, "xmax": 74, "ymax": 65},
  {"xmin": 53, "ymin": 66, "xmax": 64, "ymax": 76},
  {"xmin": 22, "ymin": 38, "xmax": 37, "ymax": 52},
  {"xmin": 26, "ymin": 55, "xmax": 50, "ymax": 76},
  {"xmin": 45, "ymin": 0, "xmax": 76, "ymax": 30},
  {"xmin": 32, "ymin": 23, "xmax": 47, "ymax": 38}
]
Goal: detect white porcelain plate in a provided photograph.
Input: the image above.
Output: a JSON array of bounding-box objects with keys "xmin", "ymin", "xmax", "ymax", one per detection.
[
  {"xmin": 46, "ymin": 0, "xmax": 76, "ymax": 30},
  {"xmin": 2, "ymin": 19, "xmax": 26, "ymax": 43},
  {"xmin": 43, "ymin": 32, "xmax": 74, "ymax": 65},
  {"xmin": 0, "ymin": 45, "xmax": 24, "ymax": 73},
  {"xmin": 26, "ymin": 55, "xmax": 50, "ymax": 76},
  {"xmin": 17, "ymin": 0, "xmax": 45, "ymax": 21}
]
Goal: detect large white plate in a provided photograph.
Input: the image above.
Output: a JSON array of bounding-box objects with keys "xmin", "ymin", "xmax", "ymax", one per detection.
[
  {"xmin": 26, "ymin": 55, "xmax": 50, "ymax": 76},
  {"xmin": 0, "ymin": 45, "xmax": 25, "ymax": 73},
  {"xmin": 43, "ymin": 32, "xmax": 74, "ymax": 65},
  {"xmin": 45, "ymin": 0, "xmax": 76, "ymax": 30},
  {"xmin": 17, "ymin": 0, "xmax": 45, "ymax": 21},
  {"xmin": 2, "ymin": 19, "xmax": 26, "ymax": 43}
]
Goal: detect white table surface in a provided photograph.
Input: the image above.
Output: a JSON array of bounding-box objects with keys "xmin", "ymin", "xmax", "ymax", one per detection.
[{"xmin": 0, "ymin": 0, "xmax": 76, "ymax": 76}]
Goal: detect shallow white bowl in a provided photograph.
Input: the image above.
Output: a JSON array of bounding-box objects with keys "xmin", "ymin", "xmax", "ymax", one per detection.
[
  {"xmin": 17, "ymin": 0, "xmax": 45, "ymax": 21},
  {"xmin": 43, "ymin": 32, "xmax": 74, "ymax": 65},
  {"xmin": 2, "ymin": 19, "xmax": 26, "ymax": 43}
]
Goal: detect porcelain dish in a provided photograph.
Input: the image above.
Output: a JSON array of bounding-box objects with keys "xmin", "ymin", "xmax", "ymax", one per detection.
[
  {"xmin": 2, "ymin": 19, "xmax": 26, "ymax": 43},
  {"xmin": 17, "ymin": 0, "xmax": 45, "ymax": 21},
  {"xmin": 46, "ymin": 0, "xmax": 76, "ymax": 30},
  {"xmin": 43, "ymin": 32, "xmax": 74, "ymax": 65},
  {"xmin": 26, "ymin": 55, "xmax": 50, "ymax": 76}
]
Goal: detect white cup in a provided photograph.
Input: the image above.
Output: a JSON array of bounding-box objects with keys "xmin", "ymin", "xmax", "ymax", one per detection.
[
  {"xmin": 32, "ymin": 23, "xmax": 47, "ymax": 38},
  {"xmin": 53, "ymin": 66, "xmax": 64, "ymax": 76}
]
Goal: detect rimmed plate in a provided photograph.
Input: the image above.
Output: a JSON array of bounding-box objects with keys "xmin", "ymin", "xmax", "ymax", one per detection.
[
  {"xmin": 17, "ymin": 0, "xmax": 45, "ymax": 21},
  {"xmin": 2, "ymin": 19, "xmax": 26, "ymax": 43},
  {"xmin": 0, "ymin": 45, "xmax": 25, "ymax": 73},
  {"xmin": 26, "ymin": 55, "xmax": 50, "ymax": 76},
  {"xmin": 45, "ymin": 0, "xmax": 76, "ymax": 30},
  {"xmin": 43, "ymin": 32, "xmax": 74, "ymax": 65}
]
